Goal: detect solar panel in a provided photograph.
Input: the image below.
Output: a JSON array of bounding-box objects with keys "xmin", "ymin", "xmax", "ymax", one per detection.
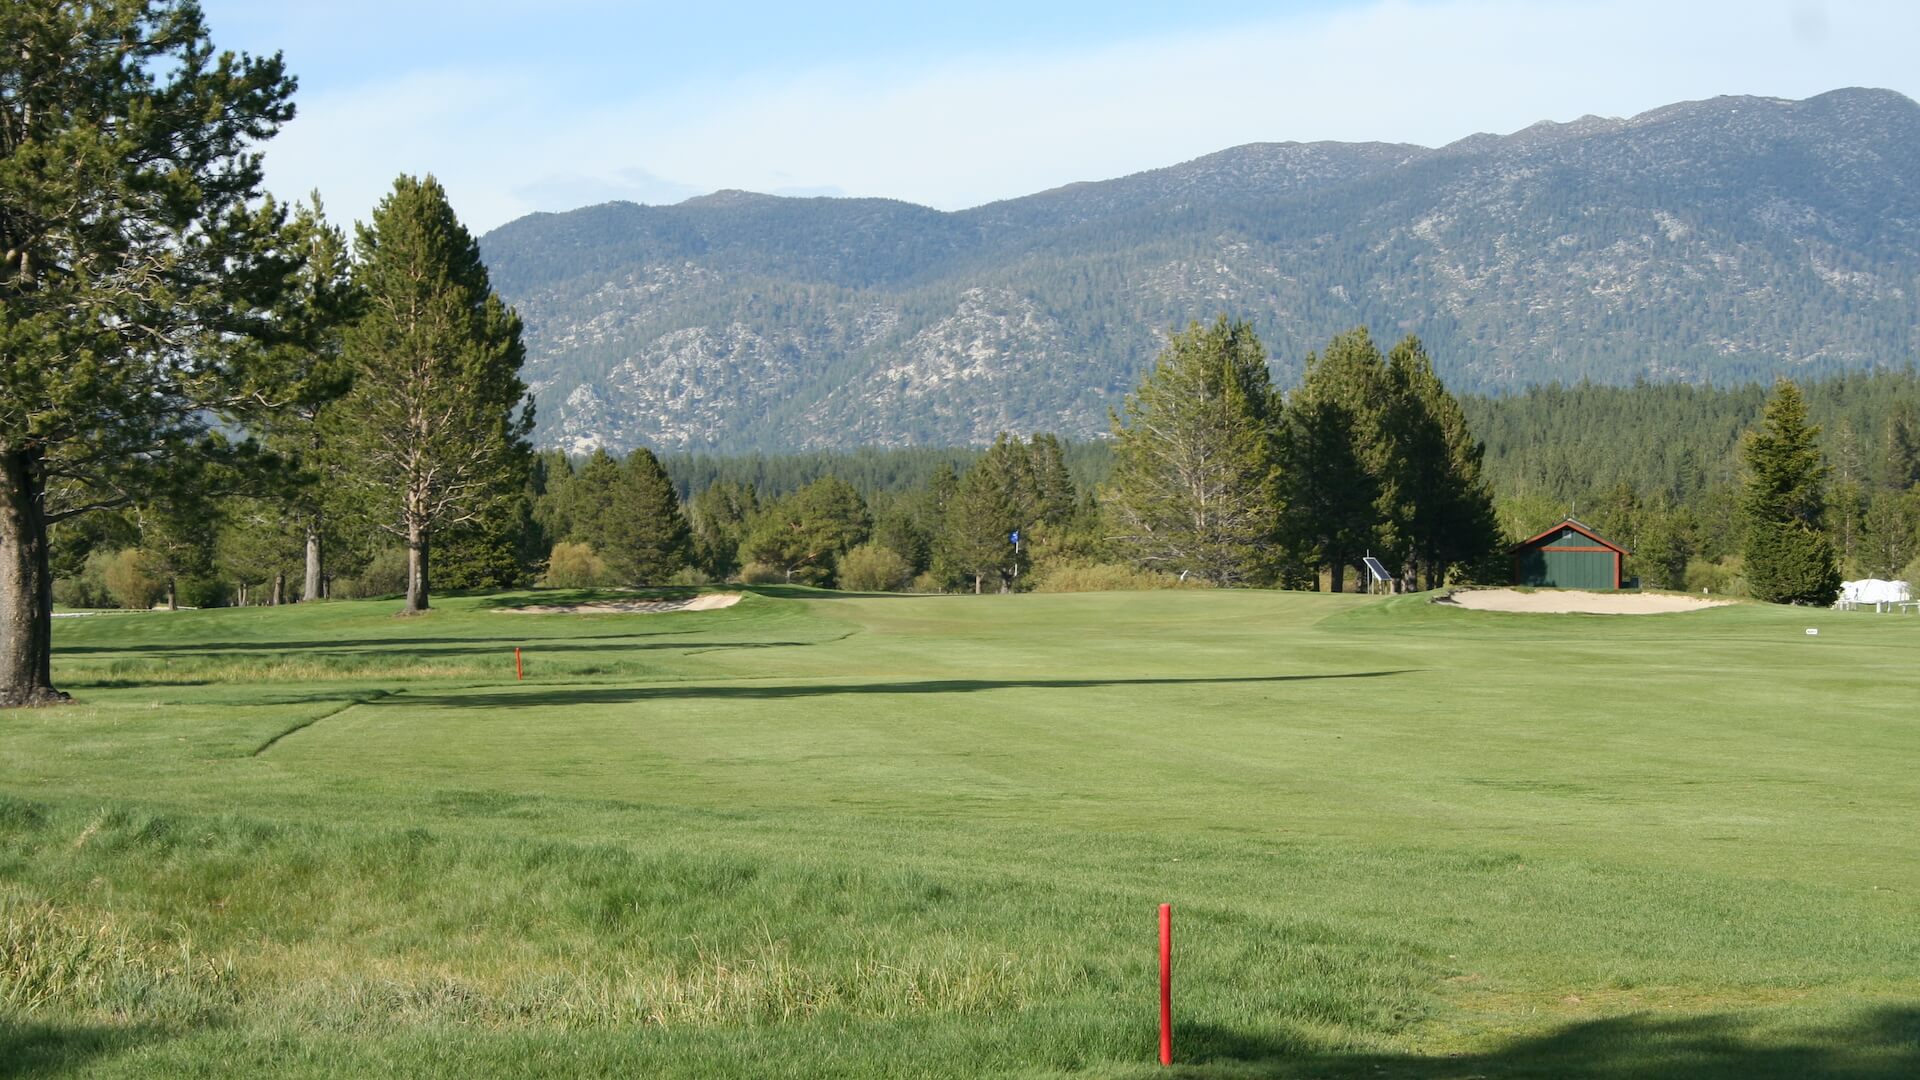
[{"xmin": 1361, "ymin": 556, "xmax": 1391, "ymax": 582}]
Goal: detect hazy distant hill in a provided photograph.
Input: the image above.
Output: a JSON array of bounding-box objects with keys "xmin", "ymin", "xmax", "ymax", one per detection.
[{"xmin": 479, "ymin": 88, "xmax": 1920, "ymax": 454}]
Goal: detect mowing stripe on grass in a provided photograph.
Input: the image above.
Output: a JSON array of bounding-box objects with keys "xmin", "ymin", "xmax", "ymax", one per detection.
[{"xmin": 252, "ymin": 689, "xmax": 397, "ymax": 756}]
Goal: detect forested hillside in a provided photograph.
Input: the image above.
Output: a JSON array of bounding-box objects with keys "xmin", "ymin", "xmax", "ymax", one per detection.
[{"xmin": 481, "ymin": 88, "xmax": 1920, "ymax": 455}]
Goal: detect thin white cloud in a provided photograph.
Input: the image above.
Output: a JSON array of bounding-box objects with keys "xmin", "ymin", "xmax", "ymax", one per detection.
[{"xmin": 255, "ymin": 0, "xmax": 1920, "ymax": 234}]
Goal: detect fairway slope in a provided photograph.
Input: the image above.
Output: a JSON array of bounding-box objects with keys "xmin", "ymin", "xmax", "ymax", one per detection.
[{"xmin": 4, "ymin": 587, "xmax": 1916, "ymax": 1077}]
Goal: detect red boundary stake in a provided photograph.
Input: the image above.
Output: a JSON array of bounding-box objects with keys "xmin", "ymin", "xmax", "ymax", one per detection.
[
  {"xmin": 1159, "ymin": 902, "xmax": 1173, "ymax": 1066},
  {"xmin": 515, "ymin": 647, "xmax": 523, "ymax": 681}
]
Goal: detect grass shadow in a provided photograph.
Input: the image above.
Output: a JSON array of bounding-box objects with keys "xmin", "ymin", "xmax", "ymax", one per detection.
[
  {"xmin": 57, "ymin": 628, "xmax": 731, "ymax": 657},
  {"xmin": 0, "ymin": 1018, "xmax": 164, "ymax": 1079},
  {"xmin": 1175, "ymin": 1006, "xmax": 1920, "ymax": 1077},
  {"xmin": 404, "ymin": 670, "xmax": 1418, "ymax": 708}
]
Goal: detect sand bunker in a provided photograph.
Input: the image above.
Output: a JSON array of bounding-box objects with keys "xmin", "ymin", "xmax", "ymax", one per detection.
[
  {"xmin": 497, "ymin": 593, "xmax": 744, "ymax": 615},
  {"xmin": 1438, "ymin": 588, "xmax": 1732, "ymax": 615}
]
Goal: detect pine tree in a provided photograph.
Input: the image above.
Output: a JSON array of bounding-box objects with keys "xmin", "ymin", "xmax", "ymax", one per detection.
[
  {"xmin": 1026, "ymin": 434, "xmax": 1078, "ymax": 527},
  {"xmin": 1380, "ymin": 337, "xmax": 1501, "ymax": 589},
  {"xmin": 1742, "ymin": 380, "xmax": 1841, "ymax": 605},
  {"xmin": 599, "ymin": 449, "xmax": 692, "ymax": 585},
  {"xmin": 558, "ymin": 450, "xmax": 623, "ymax": 553},
  {"xmin": 1883, "ymin": 404, "xmax": 1920, "ymax": 492},
  {"xmin": 253, "ymin": 197, "xmax": 360, "ymax": 602},
  {"xmin": 743, "ymin": 477, "xmax": 869, "ymax": 585},
  {"xmin": 2, "ymin": 1, "xmax": 298, "ymax": 705},
  {"xmin": 335, "ymin": 175, "xmax": 532, "ymax": 614},
  {"xmin": 1859, "ymin": 489, "xmax": 1920, "ymax": 579},
  {"xmin": 1827, "ymin": 420, "xmax": 1866, "ymax": 572},
  {"xmin": 939, "ymin": 436, "xmax": 1045, "ymax": 593},
  {"xmin": 1286, "ymin": 330, "xmax": 1389, "ymax": 592},
  {"xmin": 1105, "ymin": 318, "xmax": 1284, "ymax": 585},
  {"xmin": 687, "ymin": 480, "xmax": 758, "ymax": 579}
]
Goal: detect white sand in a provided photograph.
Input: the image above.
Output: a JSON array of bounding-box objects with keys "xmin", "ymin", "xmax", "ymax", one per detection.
[
  {"xmin": 496, "ymin": 593, "xmax": 744, "ymax": 615},
  {"xmin": 1437, "ymin": 588, "xmax": 1733, "ymax": 615}
]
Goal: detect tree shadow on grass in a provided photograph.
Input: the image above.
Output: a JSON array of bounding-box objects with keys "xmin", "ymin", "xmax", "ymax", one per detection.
[
  {"xmin": 1174, "ymin": 1006, "xmax": 1920, "ymax": 1078},
  {"xmin": 403, "ymin": 670, "xmax": 1418, "ymax": 709},
  {"xmin": 72, "ymin": 638, "xmax": 809, "ymax": 666},
  {"xmin": 0, "ymin": 1018, "xmax": 163, "ymax": 1079},
  {"xmin": 56, "ymin": 628, "xmax": 717, "ymax": 656}
]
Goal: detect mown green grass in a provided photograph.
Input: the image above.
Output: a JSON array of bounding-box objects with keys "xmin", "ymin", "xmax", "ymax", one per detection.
[{"xmin": 4, "ymin": 587, "xmax": 1918, "ymax": 1077}]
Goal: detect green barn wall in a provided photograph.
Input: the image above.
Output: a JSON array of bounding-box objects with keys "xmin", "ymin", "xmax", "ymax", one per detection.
[{"xmin": 1515, "ymin": 548, "xmax": 1617, "ymax": 589}]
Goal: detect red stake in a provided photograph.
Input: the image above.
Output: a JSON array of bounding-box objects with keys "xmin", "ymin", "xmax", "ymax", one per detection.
[
  {"xmin": 515, "ymin": 647, "xmax": 523, "ymax": 681},
  {"xmin": 1159, "ymin": 902, "xmax": 1173, "ymax": 1066}
]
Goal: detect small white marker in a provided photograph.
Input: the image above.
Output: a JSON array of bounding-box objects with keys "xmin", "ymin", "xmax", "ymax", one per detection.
[{"xmin": 1806, "ymin": 628, "xmax": 1819, "ymax": 636}]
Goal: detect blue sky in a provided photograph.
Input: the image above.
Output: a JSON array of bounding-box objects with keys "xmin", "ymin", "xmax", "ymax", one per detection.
[{"xmin": 199, "ymin": 0, "xmax": 1920, "ymax": 234}]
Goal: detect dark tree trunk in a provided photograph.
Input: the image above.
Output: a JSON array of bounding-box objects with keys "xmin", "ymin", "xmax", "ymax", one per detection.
[
  {"xmin": 404, "ymin": 524, "xmax": 430, "ymax": 614},
  {"xmin": 303, "ymin": 523, "xmax": 322, "ymax": 602},
  {"xmin": 1329, "ymin": 556, "xmax": 1347, "ymax": 595},
  {"xmin": 1, "ymin": 447, "xmax": 69, "ymax": 708}
]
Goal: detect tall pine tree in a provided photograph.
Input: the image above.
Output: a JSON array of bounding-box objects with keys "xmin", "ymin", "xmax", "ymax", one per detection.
[
  {"xmin": 1286, "ymin": 330, "xmax": 1390, "ymax": 593},
  {"xmin": 1384, "ymin": 336, "xmax": 1501, "ymax": 588},
  {"xmin": 2, "ymin": 1, "xmax": 298, "ymax": 704},
  {"xmin": 599, "ymin": 449, "xmax": 692, "ymax": 585},
  {"xmin": 335, "ymin": 175, "xmax": 531, "ymax": 614},
  {"xmin": 253, "ymin": 196, "xmax": 360, "ymax": 601},
  {"xmin": 1742, "ymin": 379, "xmax": 1841, "ymax": 605},
  {"xmin": 1104, "ymin": 318, "xmax": 1285, "ymax": 585}
]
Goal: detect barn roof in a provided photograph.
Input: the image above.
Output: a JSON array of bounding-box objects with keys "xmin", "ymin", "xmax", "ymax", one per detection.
[{"xmin": 1509, "ymin": 518, "xmax": 1629, "ymax": 556}]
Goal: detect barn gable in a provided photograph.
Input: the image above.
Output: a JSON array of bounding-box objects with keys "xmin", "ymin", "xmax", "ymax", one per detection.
[{"xmin": 1510, "ymin": 519, "xmax": 1628, "ymax": 590}]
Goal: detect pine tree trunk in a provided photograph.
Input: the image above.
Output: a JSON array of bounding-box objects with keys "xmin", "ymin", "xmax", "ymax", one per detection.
[
  {"xmin": 404, "ymin": 524, "xmax": 430, "ymax": 614},
  {"xmin": 167, "ymin": 579, "xmax": 178, "ymax": 611},
  {"xmin": 303, "ymin": 523, "xmax": 323, "ymax": 602},
  {"xmin": 1330, "ymin": 557, "xmax": 1347, "ymax": 595},
  {"xmin": 0, "ymin": 447, "xmax": 69, "ymax": 708},
  {"xmin": 271, "ymin": 571, "xmax": 285, "ymax": 607}
]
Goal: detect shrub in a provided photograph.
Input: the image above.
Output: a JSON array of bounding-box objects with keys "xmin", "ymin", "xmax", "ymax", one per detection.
[
  {"xmin": 667, "ymin": 566, "xmax": 712, "ymax": 587},
  {"xmin": 836, "ymin": 544, "xmax": 912, "ymax": 592},
  {"xmin": 100, "ymin": 549, "xmax": 167, "ymax": 610},
  {"xmin": 1683, "ymin": 557, "xmax": 1745, "ymax": 597},
  {"xmin": 334, "ymin": 548, "xmax": 410, "ymax": 599},
  {"xmin": 542, "ymin": 542, "xmax": 610, "ymax": 588},
  {"xmin": 909, "ymin": 571, "xmax": 948, "ymax": 594},
  {"xmin": 53, "ymin": 550, "xmax": 115, "ymax": 609},
  {"xmin": 738, "ymin": 561, "xmax": 787, "ymax": 585},
  {"xmin": 1031, "ymin": 562, "xmax": 1214, "ymax": 593},
  {"xmin": 175, "ymin": 577, "xmax": 228, "ymax": 609}
]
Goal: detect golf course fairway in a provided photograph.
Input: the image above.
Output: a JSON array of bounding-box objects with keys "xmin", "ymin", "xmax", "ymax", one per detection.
[{"xmin": 3, "ymin": 587, "xmax": 1916, "ymax": 1077}]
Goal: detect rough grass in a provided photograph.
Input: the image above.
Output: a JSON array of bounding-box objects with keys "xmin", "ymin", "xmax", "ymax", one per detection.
[{"xmin": 2, "ymin": 587, "xmax": 1917, "ymax": 1076}]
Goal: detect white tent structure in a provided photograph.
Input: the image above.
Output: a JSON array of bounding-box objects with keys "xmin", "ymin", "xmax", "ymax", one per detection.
[{"xmin": 1835, "ymin": 579, "xmax": 1913, "ymax": 611}]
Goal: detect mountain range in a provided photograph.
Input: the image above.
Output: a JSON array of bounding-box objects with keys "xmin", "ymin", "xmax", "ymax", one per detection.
[{"xmin": 477, "ymin": 88, "xmax": 1920, "ymax": 454}]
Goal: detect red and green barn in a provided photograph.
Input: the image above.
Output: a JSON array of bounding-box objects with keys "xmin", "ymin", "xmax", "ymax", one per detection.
[{"xmin": 1510, "ymin": 519, "xmax": 1628, "ymax": 590}]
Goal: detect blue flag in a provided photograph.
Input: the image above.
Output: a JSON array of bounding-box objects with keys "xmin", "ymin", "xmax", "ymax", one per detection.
[{"xmin": 1009, "ymin": 530, "xmax": 1020, "ymax": 545}]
